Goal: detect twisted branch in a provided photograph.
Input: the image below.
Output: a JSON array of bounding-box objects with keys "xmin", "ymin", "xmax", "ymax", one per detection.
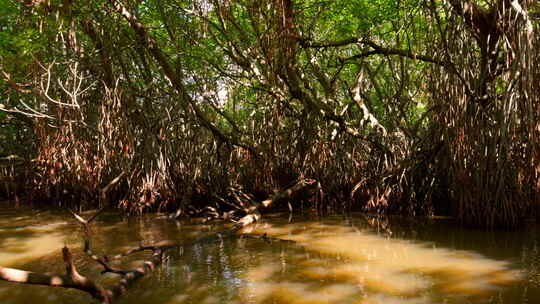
[
  {"xmin": 0, "ymin": 209, "xmax": 177, "ymax": 303},
  {"xmin": 0, "ymin": 204, "xmax": 303, "ymax": 302}
]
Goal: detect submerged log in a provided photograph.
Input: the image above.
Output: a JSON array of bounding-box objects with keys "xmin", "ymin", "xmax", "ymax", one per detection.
[{"xmin": 0, "ymin": 177, "xmax": 318, "ymax": 302}]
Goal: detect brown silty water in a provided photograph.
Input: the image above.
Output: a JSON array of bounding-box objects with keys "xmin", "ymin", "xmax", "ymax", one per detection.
[{"xmin": 0, "ymin": 205, "xmax": 538, "ymax": 304}]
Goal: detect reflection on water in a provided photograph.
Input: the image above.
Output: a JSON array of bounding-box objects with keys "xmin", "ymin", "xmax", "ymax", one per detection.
[
  {"xmin": 0, "ymin": 227, "xmax": 68, "ymax": 266},
  {"xmin": 242, "ymin": 221, "xmax": 522, "ymax": 304},
  {"xmin": 0, "ymin": 206, "xmax": 539, "ymax": 304},
  {"xmin": 0, "ymin": 208, "xmax": 77, "ymax": 267}
]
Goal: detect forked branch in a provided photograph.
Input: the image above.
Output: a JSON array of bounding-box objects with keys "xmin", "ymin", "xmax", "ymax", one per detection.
[
  {"xmin": 0, "ymin": 200, "xmax": 307, "ymax": 303},
  {"xmin": 0, "ymin": 209, "xmax": 177, "ymax": 304},
  {"xmin": 0, "ymin": 247, "xmax": 111, "ymax": 302}
]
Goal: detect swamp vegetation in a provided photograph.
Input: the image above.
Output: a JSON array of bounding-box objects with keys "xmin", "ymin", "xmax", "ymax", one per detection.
[
  {"xmin": 1, "ymin": 0, "xmax": 540, "ymax": 227},
  {"xmin": 2, "ymin": 1, "xmax": 540, "ymax": 302}
]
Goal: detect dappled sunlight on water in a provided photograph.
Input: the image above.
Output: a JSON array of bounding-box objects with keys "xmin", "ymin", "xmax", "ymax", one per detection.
[
  {"xmin": 241, "ymin": 221, "xmax": 523, "ymax": 304},
  {"xmin": 0, "ymin": 208, "xmax": 76, "ymax": 267},
  {"xmin": 0, "ymin": 206, "xmax": 538, "ymax": 304},
  {"xmin": 0, "ymin": 226, "xmax": 68, "ymax": 266}
]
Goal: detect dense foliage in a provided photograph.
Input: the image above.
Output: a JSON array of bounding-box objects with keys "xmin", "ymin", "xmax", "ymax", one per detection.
[{"xmin": 1, "ymin": 0, "xmax": 539, "ymax": 227}]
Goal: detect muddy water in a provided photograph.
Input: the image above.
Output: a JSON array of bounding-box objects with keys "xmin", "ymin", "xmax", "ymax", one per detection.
[{"xmin": 0, "ymin": 206, "xmax": 538, "ymax": 304}]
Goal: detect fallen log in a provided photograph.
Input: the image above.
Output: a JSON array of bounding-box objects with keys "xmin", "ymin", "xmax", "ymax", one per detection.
[
  {"xmin": 0, "ymin": 201, "xmax": 305, "ymax": 303},
  {"xmin": 0, "ymin": 209, "xmax": 176, "ymax": 304},
  {"xmin": 0, "ymin": 248, "xmax": 109, "ymax": 302},
  {"xmin": 232, "ymin": 178, "xmax": 318, "ymax": 231}
]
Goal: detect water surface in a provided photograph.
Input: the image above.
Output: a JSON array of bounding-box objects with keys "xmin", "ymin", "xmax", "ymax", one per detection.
[{"xmin": 0, "ymin": 205, "xmax": 538, "ymax": 304}]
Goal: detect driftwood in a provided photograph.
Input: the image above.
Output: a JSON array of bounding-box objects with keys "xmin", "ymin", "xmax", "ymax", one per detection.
[
  {"xmin": 0, "ymin": 208, "xmax": 176, "ymax": 304},
  {"xmin": 232, "ymin": 178, "xmax": 318, "ymax": 231},
  {"xmin": 0, "ymin": 247, "xmax": 110, "ymax": 301},
  {"xmin": 167, "ymin": 178, "xmax": 318, "ymax": 228},
  {"xmin": 0, "ymin": 179, "xmax": 316, "ymax": 303}
]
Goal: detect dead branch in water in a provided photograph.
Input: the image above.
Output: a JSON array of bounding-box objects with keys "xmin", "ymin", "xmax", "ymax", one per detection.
[
  {"xmin": 0, "ymin": 247, "xmax": 110, "ymax": 302},
  {"xmin": 232, "ymin": 178, "xmax": 318, "ymax": 231},
  {"xmin": 0, "ymin": 209, "xmax": 176, "ymax": 304},
  {"xmin": 0, "ymin": 201, "xmax": 304, "ymax": 302}
]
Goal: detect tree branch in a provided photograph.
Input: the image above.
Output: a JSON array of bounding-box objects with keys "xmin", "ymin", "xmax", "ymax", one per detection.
[
  {"xmin": 0, "ymin": 205, "xmax": 306, "ymax": 303},
  {"xmin": 0, "ymin": 209, "xmax": 178, "ymax": 303},
  {"xmin": 301, "ymin": 37, "xmax": 447, "ymax": 66},
  {"xmin": 355, "ymin": 39, "xmax": 446, "ymax": 66},
  {"xmin": 105, "ymin": 0, "xmax": 256, "ymax": 155},
  {"xmin": 300, "ymin": 37, "xmax": 360, "ymax": 48},
  {"xmin": 232, "ymin": 178, "xmax": 318, "ymax": 231},
  {"xmin": 0, "ymin": 247, "xmax": 112, "ymax": 303}
]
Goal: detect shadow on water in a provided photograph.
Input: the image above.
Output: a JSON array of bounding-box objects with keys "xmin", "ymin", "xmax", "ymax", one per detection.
[{"xmin": 1, "ymin": 207, "xmax": 540, "ymax": 304}]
